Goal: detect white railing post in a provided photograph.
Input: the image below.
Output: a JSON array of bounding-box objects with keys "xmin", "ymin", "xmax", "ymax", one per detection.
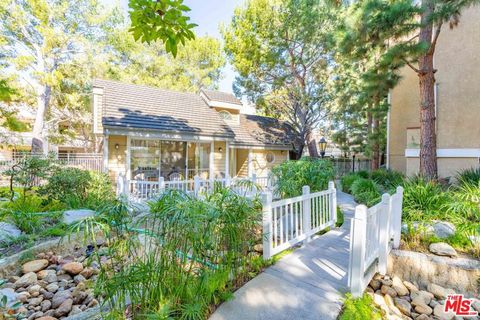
[
  {"xmin": 194, "ymin": 175, "xmax": 200, "ymax": 196},
  {"xmin": 329, "ymin": 181, "xmax": 337, "ymax": 225},
  {"xmin": 349, "ymin": 205, "xmax": 367, "ymax": 297},
  {"xmin": 225, "ymin": 174, "xmax": 231, "ymax": 187},
  {"xmin": 302, "ymin": 185, "xmax": 311, "ymax": 244},
  {"xmin": 116, "ymin": 173, "xmax": 124, "ymax": 196},
  {"xmin": 378, "ymin": 193, "xmax": 391, "ymax": 275},
  {"xmin": 261, "ymin": 191, "xmax": 273, "ymax": 260},
  {"xmin": 392, "ymin": 186, "xmax": 404, "ymax": 249},
  {"xmin": 159, "ymin": 176, "xmax": 165, "ymax": 195}
]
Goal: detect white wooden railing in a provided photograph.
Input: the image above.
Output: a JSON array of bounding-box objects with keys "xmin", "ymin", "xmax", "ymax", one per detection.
[
  {"xmin": 261, "ymin": 182, "xmax": 337, "ymax": 259},
  {"xmin": 118, "ymin": 174, "xmax": 274, "ymax": 203},
  {"xmin": 348, "ymin": 186, "xmax": 404, "ymax": 297}
]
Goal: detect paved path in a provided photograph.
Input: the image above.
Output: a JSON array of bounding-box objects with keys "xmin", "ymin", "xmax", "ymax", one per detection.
[{"xmin": 210, "ymin": 191, "xmax": 357, "ymax": 320}]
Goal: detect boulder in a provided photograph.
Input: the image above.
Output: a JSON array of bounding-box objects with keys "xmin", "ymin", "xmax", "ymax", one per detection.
[
  {"xmin": 55, "ymin": 298, "xmax": 73, "ymax": 317},
  {"xmin": 392, "ymin": 276, "xmax": 409, "ymax": 296},
  {"xmin": 433, "ymin": 303, "xmax": 455, "ymax": 320},
  {"xmin": 22, "ymin": 259, "xmax": 49, "ymax": 273},
  {"xmin": 62, "ymin": 262, "xmax": 83, "ymax": 275},
  {"xmin": 0, "ymin": 222, "xmax": 21, "ymax": 242},
  {"xmin": 432, "ymin": 221, "xmax": 456, "ymax": 238},
  {"xmin": 63, "ymin": 209, "xmax": 95, "ymax": 224},
  {"xmin": 394, "ymin": 297, "xmax": 411, "ymax": 316},
  {"xmin": 429, "ymin": 242, "xmax": 457, "ymax": 257},
  {"xmin": 14, "ymin": 272, "xmax": 37, "ymax": 289}
]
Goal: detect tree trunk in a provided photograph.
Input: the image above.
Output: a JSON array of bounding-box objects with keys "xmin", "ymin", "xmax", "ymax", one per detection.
[
  {"xmin": 371, "ymin": 117, "xmax": 380, "ymax": 170},
  {"xmin": 31, "ymin": 84, "xmax": 51, "ymax": 154},
  {"xmin": 417, "ymin": 0, "xmax": 438, "ymax": 180},
  {"xmin": 306, "ymin": 130, "xmax": 319, "ymax": 158}
]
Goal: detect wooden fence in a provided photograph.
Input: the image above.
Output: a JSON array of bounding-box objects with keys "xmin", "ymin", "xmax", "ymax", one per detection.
[
  {"xmin": 348, "ymin": 186, "xmax": 404, "ymax": 297},
  {"xmin": 261, "ymin": 182, "xmax": 337, "ymax": 259}
]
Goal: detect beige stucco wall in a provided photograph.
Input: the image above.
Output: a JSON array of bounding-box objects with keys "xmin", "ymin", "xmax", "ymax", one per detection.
[
  {"xmin": 389, "ymin": 5, "xmax": 480, "ymax": 177},
  {"xmin": 252, "ymin": 149, "xmax": 288, "ymax": 177},
  {"xmin": 107, "ymin": 135, "xmax": 127, "ymax": 181}
]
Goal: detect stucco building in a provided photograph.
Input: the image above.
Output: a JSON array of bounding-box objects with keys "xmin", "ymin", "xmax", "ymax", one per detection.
[{"xmin": 388, "ymin": 5, "xmax": 480, "ymax": 179}]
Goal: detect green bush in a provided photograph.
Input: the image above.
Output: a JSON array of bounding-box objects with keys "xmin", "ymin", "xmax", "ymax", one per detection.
[
  {"xmin": 350, "ymin": 178, "xmax": 381, "ymax": 206},
  {"xmin": 456, "ymin": 167, "xmax": 480, "ymax": 186},
  {"xmin": 402, "ymin": 176, "xmax": 449, "ymax": 222},
  {"xmin": 370, "ymin": 169, "xmax": 404, "ymax": 189},
  {"xmin": 339, "ymin": 293, "xmax": 383, "ymax": 320},
  {"xmin": 75, "ymin": 188, "xmax": 263, "ymax": 319},
  {"xmin": 271, "ymin": 158, "xmax": 335, "ymax": 198},
  {"xmin": 40, "ymin": 168, "xmax": 114, "ymax": 209},
  {"xmin": 356, "ymin": 170, "xmax": 370, "ymax": 179},
  {"xmin": 341, "ymin": 173, "xmax": 361, "ymax": 194}
]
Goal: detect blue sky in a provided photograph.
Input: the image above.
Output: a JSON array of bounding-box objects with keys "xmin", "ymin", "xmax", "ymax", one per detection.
[{"xmin": 118, "ymin": 0, "xmax": 245, "ymax": 93}]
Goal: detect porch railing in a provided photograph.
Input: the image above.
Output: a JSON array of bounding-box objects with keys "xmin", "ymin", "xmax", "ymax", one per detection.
[{"xmin": 119, "ymin": 174, "xmax": 274, "ymax": 203}]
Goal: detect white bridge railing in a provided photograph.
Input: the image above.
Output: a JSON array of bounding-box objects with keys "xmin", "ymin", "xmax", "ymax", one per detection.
[
  {"xmin": 117, "ymin": 174, "xmax": 273, "ymax": 203},
  {"xmin": 348, "ymin": 186, "xmax": 404, "ymax": 297},
  {"xmin": 261, "ymin": 182, "xmax": 337, "ymax": 259}
]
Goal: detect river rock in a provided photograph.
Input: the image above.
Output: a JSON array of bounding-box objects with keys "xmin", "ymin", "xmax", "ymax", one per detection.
[
  {"xmin": 370, "ymin": 279, "xmax": 382, "ymax": 290},
  {"xmin": 392, "ymin": 276, "xmax": 409, "ymax": 296},
  {"xmin": 36, "ymin": 317, "xmax": 57, "ymax": 320},
  {"xmin": 55, "ymin": 298, "xmax": 73, "ymax": 317},
  {"xmin": 0, "ymin": 222, "xmax": 21, "ymax": 242},
  {"xmin": 432, "ymin": 221, "xmax": 456, "ymax": 239},
  {"xmin": 14, "ymin": 272, "xmax": 37, "ymax": 289},
  {"xmin": 427, "ymin": 283, "xmax": 448, "ymax": 299},
  {"xmin": 22, "ymin": 259, "xmax": 49, "ymax": 274},
  {"xmin": 403, "ymin": 281, "xmax": 418, "ymax": 293},
  {"xmin": 45, "ymin": 283, "xmax": 59, "ymax": 293},
  {"xmin": 414, "ymin": 303, "xmax": 433, "ymax": 315},
  {"xmin": 28, "ymin": 284, "xmax": 41, "ymax": 295},
  {"xmin": 381, "ymin": 285, "xmax": 398, "ymax": 297},
  {"xmin": 79, "ymin": 267, "xmax": 95, "ymax": 279},
  {"xmin": 17, "ymin": 292, "xmax": 30, "ymax": 303},
  {"xmin": 394, "ymin": 297, "xmax": 411, "ymax": 316},
  {"xmin": 429, "ymin": 242, "xmax": 457, "ymax": 257},
  {"xmin": 69, "ymin": 305, "xmax": 82, "ymax": 316},
  {"xmin": 28, "ymin": 296, "xmax": 44, "ymax": 307},
  {"xmin": 62, "ymin": 262, "xmax": 83, "ymax": 275},
  {"xmin": 73, "ymin": 274, "xmax": 86, "ymax": 284},
  {"xmin": 63, "ymin": 209, "xmax": 95, "ymax": 224},
  {"xmin": 40, "ymin": 299, "xmax": 51, "ymax": 312},
  {"xmin": 51, "ymin": 290, "xmax": 72, "ymax": 309},
  {"xmin": 433, "ymin": 303, "xmax": 455, "ymax": 320}
]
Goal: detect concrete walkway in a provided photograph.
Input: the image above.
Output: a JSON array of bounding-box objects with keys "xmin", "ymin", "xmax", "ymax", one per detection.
[{"xmin": 210, "ymin": 191, "xmax": 357, "ymax": 320}]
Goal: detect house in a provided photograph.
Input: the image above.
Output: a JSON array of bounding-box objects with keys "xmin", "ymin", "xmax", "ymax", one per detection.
[
  {"xmin": 92, "ymin": 79, "xmax": 297, "ymax": 183},
  {"xmin": 387, "ymin": 5, "xmax": 480, "ymax": 179}
]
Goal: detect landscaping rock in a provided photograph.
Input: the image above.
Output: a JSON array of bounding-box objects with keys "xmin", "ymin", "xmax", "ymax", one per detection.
[
  {"xmin": 45, "ymin": 283, "xmax": 59, "ymax": 293},
  {"xmin": 62, "ymin": 262, "xmax": 83, "ymax": 275},
  {"xmin": 403, "ymin": 280, "xmax": 419, "ymax": 293},
  {"xmin": 51, "ymin": 290, "xmax": 72, "ymax": 309},
  {"xmin": 79, "ymin": 267, "xmax": 95, "ymax": 279},
  {"xmin": 381, "ymin": 285, "xmax": 398, "ymax": 297},
  {"xmin": 369, "ymin": 279, "xmax": 382, "ymax": 290},
  {"xmin": 394, "ymin": 297, "xmax": 411, "ymax": 316},
  {"xmin": 69, "ymin": 305, "xmax": 82, "ymax": 316},
  {"xmin": 40, "ymin": 299, "xmax": 51, "ymax": 312},
  {"xmin": 0, "ymin": 288, "xmax": 17, "ymax": 303},
  {"xmin": 55, "ymin": 298, "xmax": 73, "ymax": 317},
  {"xmin": 433, "ymin": 303, "xmax": 455, "ymax": 320},
  {"xmin": 414, "ymin": 303, "xmax": 433, "ymax": 315},
  {"xmin": 63, "ymin": 209, "xmax": 96, "ymax": 224},
  {"xmin": 392, "ymin": 276, "xmax": 409, "ymax": 296},
  {"xmin": 36, "ymin": 317, "xmax": 57, "ymax": 320},
  {"xmin": 22, "ymin": 259, "xmax": 49, "ymax": 274},
  {"xmin": 0, "ymin": 222, "xmax": 21, "ymax": 242},
  {"xmin": 432, "ymin": 221, "xmax": 456, "ymax": 239},
  {"xmin": 428, "ymin": 242, "xmax": 457, "ymax": 257},
  {"xmin": 14, "ymin": 272, "xmax": 37, "ymax": 289},
  {"xmin": 427, "ymin": 283, "xmax": 448, "ymax": 300}
]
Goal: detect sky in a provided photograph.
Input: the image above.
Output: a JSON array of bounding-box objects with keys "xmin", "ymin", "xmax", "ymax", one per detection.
[{"xmin": 118, "ymin": 0, "xmax": 245, "ymax": 93}]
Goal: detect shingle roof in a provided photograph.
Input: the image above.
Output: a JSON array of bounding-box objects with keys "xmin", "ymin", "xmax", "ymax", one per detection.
[
  {"xmin": 94, "ymin": 79, "xmax": 234, "ymax": 138},
  {"xmin": 201, "ymin": 89, "xmax": 242, "ymax": 105},
  {"xmin": 229, "ymin": 114, "xmax": 298, "ymax": 148},
  {"xmin": 94, "ymin": 79, "xmax": 296, "ymax": 149}
]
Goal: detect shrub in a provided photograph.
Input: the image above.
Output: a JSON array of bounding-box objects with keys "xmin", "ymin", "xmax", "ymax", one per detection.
[
  {"xmin": 339, "ymin": 293, "xmax": 383, "ymax": 320},
  {"xmin": 356, "ymin": 170, "xmax": 370, "ymax": 179},
  {"xmin": 271, "ymin": 158, "xmax": 335, "ymax": 198},
  {"xmin": 341, "ymin": 173, "xmax": 361, "ymax": 194},
  {"xmin": 76, "ymin": 188, "xmax": 263, "ymax": 319},
  {"xmin": 456, "ymin": 167, "xmax": 480, "ymax": 186},
  {"xmin": 402, "ymin": 176, "xmax": 449, "ymax": 222},
  {"xmin": 40, "ymin": 168, "xmax": 114, "ymax": 209},
  {"xmin": 370, "ymin": 169, "xmax": 404, "ymax": 189},
  {"xmin": 351, "ymin": 178, "xmax": 379, "ymax": 196}
]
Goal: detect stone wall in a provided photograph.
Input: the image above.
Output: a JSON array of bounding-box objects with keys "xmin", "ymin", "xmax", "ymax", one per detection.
[{"xmin": 387, "ymin": 249, "xmax": 480, "ymax": 296}]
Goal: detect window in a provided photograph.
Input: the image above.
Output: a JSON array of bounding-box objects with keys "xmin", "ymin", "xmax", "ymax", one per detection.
[
  {"xmin": 218, "ymin": 110, "xmax": 232, "ymax": 120},
  {"xmin": 266, "ymin": 152, "xmax": 275, "ymax": 164}
]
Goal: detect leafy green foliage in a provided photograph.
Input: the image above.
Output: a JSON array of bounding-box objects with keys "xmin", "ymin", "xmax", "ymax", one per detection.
[
  {"xmin": 350, "ymin": 178, "xmax": 381, "ymax": 206},
  {"xmin": 339, "ymin": 293, "xmax": 383, "ymax": 320},
  {"xmin": 340, "ymin": 173, "xmax": 362, "ymax": 194},
  {"xmin": 40, "ymin": 168, "xmax": 114, "ymax": 210},
  {"xmin": 271, "ymin": 158, "xmax": 335, "ymax": 198},
  {"xmin": 456, "ymin": 167, "xmax": 480, "ymax": 186},
  {"xmin": 129, "ymin": 0, "xmax": 196, "ymax": 57},
  {"xmin": 370, "ymin": 169, "xmax": 404, "ymax": 190},
  {"xmin": 402, "ymin": 176, "xmax": 448, "ymax": 222},
  {"xmin": 70, "ymin": 188, "xmax": 264, "ymax": 319}
]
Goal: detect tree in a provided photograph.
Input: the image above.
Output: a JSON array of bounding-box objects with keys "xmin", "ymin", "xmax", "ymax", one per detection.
[
  {"xmin": 128, "ymin": 0, "xmax": 197, "ymax": 57},
  {"xmin": 0, "ymin": 0, "xmax": 120, "ymax": 153},
  {"xmin": 223, "ymin": 0, "xmax": 338, "ymax": 158}
]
